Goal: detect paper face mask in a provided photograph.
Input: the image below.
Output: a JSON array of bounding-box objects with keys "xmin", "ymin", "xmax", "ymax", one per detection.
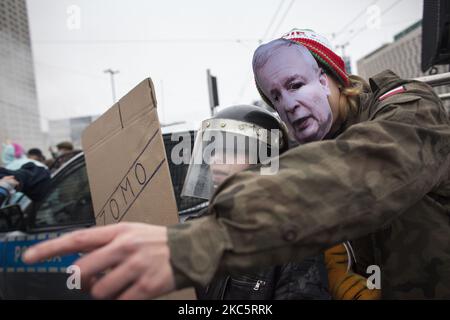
[{"xmin": 255, "ymin": 43, "xmax": 333, "ymax": 144}]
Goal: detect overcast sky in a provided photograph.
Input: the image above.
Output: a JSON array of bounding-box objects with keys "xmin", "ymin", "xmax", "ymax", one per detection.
[{"xmin": 27, "ymin": 0, "xmax": 423, "ymax": 131}]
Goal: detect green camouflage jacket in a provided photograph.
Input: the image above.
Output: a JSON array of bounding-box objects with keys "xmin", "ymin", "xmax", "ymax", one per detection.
[{"xmin": 168, "ymin": 70, "xmax": 450, "ymax": 299}]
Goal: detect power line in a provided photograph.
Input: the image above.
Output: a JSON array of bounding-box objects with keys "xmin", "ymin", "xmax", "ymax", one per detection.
[
  {"xmin": 234, "ymin": 0, "xmax": 295, "ymax": 103},
  {"xmin": 333, "ymin": 0, "xmax": 380, "ymax": 40},
  {"xmin": 260, "ymin": 0, "xmax": 286, "ymax": 42},
  {"xmin": 381, "ymin": 0, "xmax": 406, "ymax": 17},
  {"xmin": 269, "ymin": 0, "xmax": 296, "ymax": 38},
  {"xmin": 33, "ymin": 38, "xmax": 261, "ymax": 45},
  {"xmin": 344, "ymin": 0, "xmax": 405, "ymax": 43}
]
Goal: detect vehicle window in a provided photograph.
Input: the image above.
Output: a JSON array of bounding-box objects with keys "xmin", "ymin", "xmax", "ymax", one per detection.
[{"xmin": 33, "ymin": 164, "xmax": 94, "ymax": 228}]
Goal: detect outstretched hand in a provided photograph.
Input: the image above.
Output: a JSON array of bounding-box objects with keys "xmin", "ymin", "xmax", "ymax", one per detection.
[{"xmin": 23, "ymin": 222, "xmax": 176, "ymax": 300}]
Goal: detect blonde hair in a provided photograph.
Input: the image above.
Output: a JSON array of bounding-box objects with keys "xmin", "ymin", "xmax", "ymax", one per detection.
[{"xmin": 336, "ymin": 74, "xmax": 369, "ymax": 121}]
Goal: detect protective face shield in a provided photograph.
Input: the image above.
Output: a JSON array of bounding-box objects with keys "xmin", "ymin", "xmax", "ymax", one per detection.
[{"xmin": 181, "ymin": 117, "xmax": 284, "ymax": 200}]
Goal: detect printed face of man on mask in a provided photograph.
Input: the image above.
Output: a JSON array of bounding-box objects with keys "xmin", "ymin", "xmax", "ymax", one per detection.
[{"xmin": 254, "ymin": 41, "xmax": 333, "ymax": 144}]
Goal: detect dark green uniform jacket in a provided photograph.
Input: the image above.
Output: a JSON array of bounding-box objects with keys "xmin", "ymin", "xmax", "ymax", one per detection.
[{"xmin": 168, "ymin": 70, "xmax": 450, "ymax": 299}]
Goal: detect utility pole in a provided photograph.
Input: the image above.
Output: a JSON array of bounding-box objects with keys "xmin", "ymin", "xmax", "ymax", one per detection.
[
  {"xmin": 335, "ymin": 42, "xmax": 349, "ymax": 57},
  {"xmin": 104, "ymin": 69, "xmax": 119, "ymax": 103},
  {"xmin": 206, "ymin": 69, "xmax": 219, "ymax": 116},
  {"xmin": 160, "ymin": 80, "xmax": 166, "ymax": 124},
  {"xmin": 335, "ymin": 42, "xmax": 352, "ymax": 74}
]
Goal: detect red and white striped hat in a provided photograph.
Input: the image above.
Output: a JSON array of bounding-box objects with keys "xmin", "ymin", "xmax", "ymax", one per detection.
[{"xmin": 282, "ymin": 28, "xmax": 350, "ymax": 86}]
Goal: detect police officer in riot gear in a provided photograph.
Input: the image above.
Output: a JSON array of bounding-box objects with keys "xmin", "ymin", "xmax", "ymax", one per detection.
[
  {"xmin": 182, "ymin": 105, "xmax": 330, "ymax": 300},
  {"xmin": 182, "ymin": 104, "xmax": 290, "ymax": 200}
]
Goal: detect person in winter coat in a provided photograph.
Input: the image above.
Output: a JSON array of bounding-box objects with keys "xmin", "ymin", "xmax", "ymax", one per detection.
[
  {"xmin": 182, "ymin": 105, "xmax": 330, "ymax": 300},
  {"xmin": 24, "ymin": 29, "xmax": 449, "ymax": 300}
]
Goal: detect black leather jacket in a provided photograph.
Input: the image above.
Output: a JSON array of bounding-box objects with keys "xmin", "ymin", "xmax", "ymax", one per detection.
[
  {"xmin": 0, "ymin": 162, "xmax": 51, "ymax": 201},
  {"xmin": 187, "ymin": 209, "xmax": 330, "ymax": 300},
  {"xmin": 197, "ymin": 256, "xmax": 330, "ymax": 300}
]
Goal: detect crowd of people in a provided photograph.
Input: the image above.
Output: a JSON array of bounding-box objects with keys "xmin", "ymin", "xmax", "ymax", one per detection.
[{"xmin": 0, "ymin": 141, "xmax": 79, "ymax": 207}]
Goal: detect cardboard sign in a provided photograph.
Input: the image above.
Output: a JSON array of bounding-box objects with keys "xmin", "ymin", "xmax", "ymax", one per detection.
[
  {"xmin": 82, "ymin": 78, "xmax": 178, "ymax": 225},
  {"xmin": 82, "ymin": 78, "xmax": 195, "ymax": 299}
]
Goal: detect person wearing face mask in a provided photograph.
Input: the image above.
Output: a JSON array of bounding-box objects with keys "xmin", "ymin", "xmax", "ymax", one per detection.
[
  {"xmin": 23, "ymin": 29, "xmax": 450, "ymax": 300},
  {"xmin": 182, "ymin": 105, "xmax": 330, "ymax": 300}
]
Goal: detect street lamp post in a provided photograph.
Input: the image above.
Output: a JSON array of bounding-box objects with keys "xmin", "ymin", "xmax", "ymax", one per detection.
[{"xmin": 104, "ymin": 69, "xmax": 119, "ymax": 103}]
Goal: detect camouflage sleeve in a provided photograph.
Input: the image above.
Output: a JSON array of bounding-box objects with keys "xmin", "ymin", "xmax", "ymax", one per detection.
[{"xmin": 168, "ymin": 86, "xmax": 450, "ymax": 289}]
